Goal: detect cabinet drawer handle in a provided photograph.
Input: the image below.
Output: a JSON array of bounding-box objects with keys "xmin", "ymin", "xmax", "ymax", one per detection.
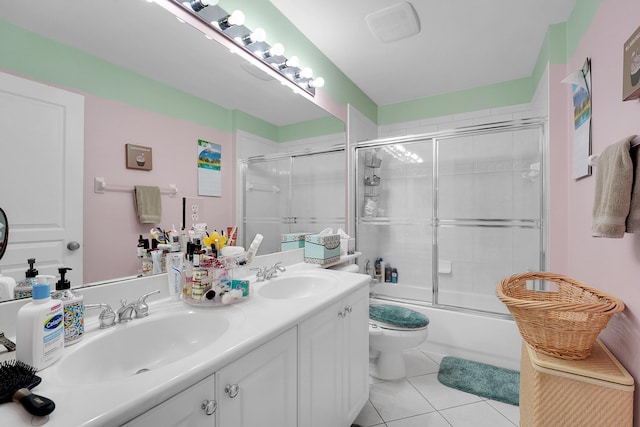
[
  {"xmin": 225, "ymin": 384, "xmax": 240, "ymax": 398},
  {"xmin": 201, "ymin": 399, "xmax": 217, "ymax": 415}
]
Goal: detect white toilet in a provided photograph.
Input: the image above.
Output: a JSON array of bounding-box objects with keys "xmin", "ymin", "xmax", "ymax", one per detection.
[{"xmin": 369, "ymin": 303, "xmax": 430, "ymax": 380}]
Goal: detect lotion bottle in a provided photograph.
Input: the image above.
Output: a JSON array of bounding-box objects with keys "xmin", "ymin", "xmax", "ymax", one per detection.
[
  {"xmin": 51, "ymin": 267, "xmax": 84, "ymax": 346},
  {"xmin": 16, "ymin": 275, "xmax": 64, "ymax": 370}
]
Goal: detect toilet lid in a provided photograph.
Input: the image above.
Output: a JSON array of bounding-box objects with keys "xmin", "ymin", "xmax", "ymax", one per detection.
[{"xmin": 369, "ymin": 304, "xmax": 429, "ymax": 330}]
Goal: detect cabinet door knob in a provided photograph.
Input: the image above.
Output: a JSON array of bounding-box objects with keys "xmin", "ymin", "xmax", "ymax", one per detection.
[
  {"xmin": 225, "ymin": 383, "xmax": 240, "ymax": 398},
  {"xmin": 338, "ymin": 310, "xmax": 345, "ymax": 318},
  {"xmin": 201, "ymin": 399, "xmax": 217, "ymax": 415},
  {"xmin": 345, "ymin": 305, "xmax": 353, "ymax": 313}
]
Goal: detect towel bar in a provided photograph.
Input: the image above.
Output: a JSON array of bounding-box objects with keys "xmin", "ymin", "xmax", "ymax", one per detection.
[
  {"xmin": 589, "ymin": 136, "xmax": 640, "ymax": 166},
  {"xmin": 94, "ymin": 177, "xmax": 178, "ymax": 197}
]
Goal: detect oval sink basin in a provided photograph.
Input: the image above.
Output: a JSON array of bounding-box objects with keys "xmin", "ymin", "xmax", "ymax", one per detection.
[
  {"xmin": 56, "ymin": 308, "xmax": 232, "ymax": 384},
  {"xmin": 258, "ymin": 272, "xmax": 335, "ymax": 299}
]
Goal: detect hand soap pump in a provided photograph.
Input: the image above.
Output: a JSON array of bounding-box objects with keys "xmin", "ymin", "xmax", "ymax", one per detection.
[
  {"xmin": 52, "ymin": 267, "xmax": 84, "ymax": 346},
  {"xmin": 16, "ymin": 275, "xmax": 64, "ymax": 370},
  {"xmin": 14, "ymin": 258, "xmax": 38, "ymax": 299}
]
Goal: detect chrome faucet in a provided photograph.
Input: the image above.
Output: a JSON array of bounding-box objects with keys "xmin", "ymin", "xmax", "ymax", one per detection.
[
  {"xmin": 264, "ymin": 262, "xmax": 286, "ymax": 280},
  {"xmin": 117, "ymin": 290, "xmax": 160, "ymax": 323},
  {"xmin": 85, "ymin": 303, "xmax": 116, "ymax": 329},
  {"xmin": 251, "ymin": 262, "xmax": 286, "ymax": 282}
]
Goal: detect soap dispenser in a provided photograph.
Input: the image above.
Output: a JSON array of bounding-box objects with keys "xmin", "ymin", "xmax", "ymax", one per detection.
[
  {"xmin": 16, "ymin": 275, "xmax": 64, "ymax": 370},
  {"xmin": 51, "ymin": 267, "xmax": 84, "ymax": 346},
  {"xmin": 13, "ymin": 258, "xmax": 38, "ymax": 299}
]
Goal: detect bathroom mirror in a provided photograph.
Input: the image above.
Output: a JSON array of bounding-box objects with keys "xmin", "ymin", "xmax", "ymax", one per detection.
[
  {"xmin": 0, "ymin": 208, "xmax": 7, "ymax": 261},
  {"xmin": 0, "ymin": 0, "xmax": 343, "ymax": 301}
]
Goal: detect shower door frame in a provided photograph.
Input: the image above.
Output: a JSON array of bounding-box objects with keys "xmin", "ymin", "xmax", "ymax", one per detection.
[
  {"xmin": 240, "ymin": 145, "xmax": 347, "ymax": 251},
  {"xmin": 352, "ymin": 118, "xmax": 547, "ymax": 318}
]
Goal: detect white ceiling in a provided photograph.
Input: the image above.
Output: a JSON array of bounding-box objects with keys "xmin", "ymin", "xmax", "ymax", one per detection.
[
  {"xmin": 270, "ymin": 0, "xmax": 576, "ymax": 106},
  {"xmin": 1, "ymin": 0, "xmax": 576, "ymax": 125}
]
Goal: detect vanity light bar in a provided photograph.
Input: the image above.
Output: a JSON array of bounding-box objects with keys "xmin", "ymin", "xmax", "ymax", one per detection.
[{"xmin": 155, "ymin": 0, "xmax": 322, "ymax": 97}]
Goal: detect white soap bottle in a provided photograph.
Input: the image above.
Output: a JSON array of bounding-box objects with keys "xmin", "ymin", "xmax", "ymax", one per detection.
[{"xmin": 16, "ymin": 275, "xmax": 64, "ymax": 370}]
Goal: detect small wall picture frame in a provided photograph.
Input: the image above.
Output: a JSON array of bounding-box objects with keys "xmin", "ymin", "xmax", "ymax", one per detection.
[
  {"xmin": 623, "ymin": 25, "xmax": 640, "ymax": 101},
  {"xmin": 126, "ymin": 144, "xmax": 153, "ymax": 171}
]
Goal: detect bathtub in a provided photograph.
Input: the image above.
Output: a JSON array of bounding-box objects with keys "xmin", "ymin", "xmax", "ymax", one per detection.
[{"xmin": 370, "ymin": 283, "xmax": 523, "ymax": 371}]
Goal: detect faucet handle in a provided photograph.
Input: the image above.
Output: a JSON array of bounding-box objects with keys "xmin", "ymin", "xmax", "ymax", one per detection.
[
  {"xmin": 136, "ymin": 289, "xmax": 160, "ymax": 318},
  {"xmin": 86, "ymin": 303, "xmax": 116, "ymax": 329},
  {"xmin": 250, "ymin": 266, "xmax": 267, "ymax": 281}
]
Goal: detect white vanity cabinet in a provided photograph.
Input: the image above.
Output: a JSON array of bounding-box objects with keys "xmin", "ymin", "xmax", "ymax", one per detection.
[
  {"xmin": 216, "ymin": 327, "xmax": 298, "ymax": 427},
  {"xmin": 299, "ymin": 286, "xmax": 369, "ymax": 426},
  {"xmin": 122, "ymin": 374, "xmax": 217, "ymax": 427}
]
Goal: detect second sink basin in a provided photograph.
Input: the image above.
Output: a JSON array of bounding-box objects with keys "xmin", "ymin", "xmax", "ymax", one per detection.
[
  {"xmin": 54, "ymin": 307, "xmax": 235, "ymax": 384},
  {"xmin": 258, "ymin": 271, "xmax": 336, "ymax": 299}
]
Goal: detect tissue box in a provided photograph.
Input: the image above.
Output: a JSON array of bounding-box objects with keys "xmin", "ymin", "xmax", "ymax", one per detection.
[
  {"xmin": 304, "ymin": 233, "xmax": 341, "ymax": 265},
  {"xmin": 281, "ymin": 232, "xmax": 312, "ymax": 251}
]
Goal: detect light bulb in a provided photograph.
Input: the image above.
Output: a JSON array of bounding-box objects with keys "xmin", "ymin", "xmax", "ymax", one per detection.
[
  {"xmin": 285, "ymin": 56, "xmax": 299, "ymax": 68},
  {"xmin": 228, "ymin": 10, "xmax": 245, "ymax": 26},
  {"xmin": 188, "ymin": 0, "xmax": 218, "ymax": 12},
  {"xmin": 268, "ymin": 43, "xmax": 285, "ymax": 57},
  {"xmin": 309, "ymin": 77, "xmax": 325, "ymax": 88},
  {"xmin": 250, "ymin": 28, "xmax": 266, "ymax": 43},
  {"xmin": 243, "ymin": 28, "xmax": 266, "ymax": 45},
  {"xmin": 218, "ymin": 9, "xmax": 245, "ymax": 30},
  {"xmin": 299, "ymin": 67, "xmax": 313, "ymax": 79}
]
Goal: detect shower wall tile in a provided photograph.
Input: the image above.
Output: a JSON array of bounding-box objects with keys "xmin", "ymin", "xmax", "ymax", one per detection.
[
  {"xmin": 438, "ymin": 227, "xmax": 474, "ymax": 262},
  {"xmin": 473, "ymin": 172, "xmax": 514, "ymax": 218}
]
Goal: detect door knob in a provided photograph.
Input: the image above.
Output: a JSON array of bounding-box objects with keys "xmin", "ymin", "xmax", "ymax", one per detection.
[
  {"xmin": 67, "ymin": 241, "xmax": 81, "ymax": 251},
  {"xmin": 225, "ymin": 384, "xmax": 239, "ymax": 398},
  {"xmin": 201, "ymin": 399, "xmax": 217, "ymax": 415}
]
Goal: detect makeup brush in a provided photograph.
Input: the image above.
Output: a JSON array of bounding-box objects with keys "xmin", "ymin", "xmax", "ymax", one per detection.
[{"xmin": 0, "ymin": 360, "xmax": 55, "ymax": 416}]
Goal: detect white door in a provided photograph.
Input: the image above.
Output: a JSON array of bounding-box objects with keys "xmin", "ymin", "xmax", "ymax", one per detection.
[{"xmin": 0, "ymin": 71, "xmax": 84, "ymax": 285}]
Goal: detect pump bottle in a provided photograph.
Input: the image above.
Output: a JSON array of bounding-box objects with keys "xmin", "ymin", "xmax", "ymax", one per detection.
[
  {"xmin": 51, "ymin": 267, "xmax": 84, "ymax": 346},
  {"xmin": 14, "ymin": 258, "xmax": 38, "ymax": 299},
  {"xmin": 16, "ymin": 275, "xmax": 64, "ymax": 370}
]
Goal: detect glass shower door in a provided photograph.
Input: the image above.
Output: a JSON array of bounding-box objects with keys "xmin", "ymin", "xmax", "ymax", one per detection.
[
  {"xmin": 289, "ymin": 150, "xmax": 346, "ymax": 235},
  {"xmin": 436, "ymin": 126, "xmax": 543, "ymax": 314},
  {"xmin": 243, "ymin": 157, "xmax": 291, "ymax": 254}
]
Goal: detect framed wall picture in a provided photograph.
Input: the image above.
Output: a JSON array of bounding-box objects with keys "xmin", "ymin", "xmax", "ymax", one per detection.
[
  {"xmin": 623, "ymin": 25, "xmax": 640, "ymax": 101},
  {"xmin": 126, "ymin": 144, "xmax": 153, "ymax": 171}
]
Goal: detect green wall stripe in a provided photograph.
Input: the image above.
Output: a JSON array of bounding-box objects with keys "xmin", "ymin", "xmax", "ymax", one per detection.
[
  {"xmin": 378, "ymin": 78, "xmax": 533, "ymax": 125},
  {"xmin": 278, "ymin": 115, "xmax": 345, "ymax": 142},
  {"xmin": 232, "ymin": 110, "xmax": 279, "ymax": 141},
  {"xmin": 0, "ymin": 19, "xmax": 232, "ymax": 131}
]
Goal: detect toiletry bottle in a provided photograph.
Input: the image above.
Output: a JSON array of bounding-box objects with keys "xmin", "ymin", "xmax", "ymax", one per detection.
[
  {"xmin": 51, "ymin": 267, "xmax": 84, "ymax": 346},
  {"xmin": 374, "ymin": 258, "xmax": 382, "ymax": 282},
  {"xmin": 385, "ymin": 264, "xmax": 392, "ymax": 282},
  {"xmin": 391, "ymin": 268, "xmax": 398, "ymax": 283},
  {"xmin": 16, "ymin": 275, "xmax": 64, "ymax": 370},
  {"xmin": 166, "ymin": 247, "xmax": 184, "ymax": 301},
  {"xmin": 137, "ymin": 235, "xmax": 146, "ymax": 258},
  {"xmin": 245, "ymin": 234, "xmax": 263, "ymax": 264},
  {"xmin": 14, "ymin": 258, "xmax": 38, "ymax": 299}
]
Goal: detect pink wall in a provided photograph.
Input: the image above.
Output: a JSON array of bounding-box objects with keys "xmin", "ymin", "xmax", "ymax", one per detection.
[
  {"xmin": 83, "ymin": 95, "xmax": 234, "ymax": 283},
  {"xmin": 551, "ymin": 0, "xmax": 640, "ymax": 421}
]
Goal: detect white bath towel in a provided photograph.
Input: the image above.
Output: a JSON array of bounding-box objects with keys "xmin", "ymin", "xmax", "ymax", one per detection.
[{"xmin": 592, "ymin": 136, "xmax": 635, "ymax": 238}]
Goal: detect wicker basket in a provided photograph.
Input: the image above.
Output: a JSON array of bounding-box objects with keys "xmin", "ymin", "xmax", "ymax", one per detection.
[{"xmin": 497, "ymin": 272, "xmax": 625, "ymax": 360}]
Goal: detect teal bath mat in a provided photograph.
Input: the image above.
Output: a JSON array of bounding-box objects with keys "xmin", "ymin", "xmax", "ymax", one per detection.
[{"xmin": 437, "ymin": 357, "xmax": 520, "ymax": 406}]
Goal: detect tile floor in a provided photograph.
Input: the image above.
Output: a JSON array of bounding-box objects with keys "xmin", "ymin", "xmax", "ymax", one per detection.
[{"xmin": 354, "ymin": 349, "xmax": 520, "ymax": 427}]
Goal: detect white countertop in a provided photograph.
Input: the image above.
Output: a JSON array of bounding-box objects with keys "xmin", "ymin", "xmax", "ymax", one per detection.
[{"xmin": 0, "ymin": 261, "xmax": 370, "ymax": 426}]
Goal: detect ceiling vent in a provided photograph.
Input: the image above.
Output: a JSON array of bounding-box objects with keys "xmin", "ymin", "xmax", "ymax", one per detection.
[{"xmin": 366, "ymin": 2, "xmax": 421, "ymax": 43}]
